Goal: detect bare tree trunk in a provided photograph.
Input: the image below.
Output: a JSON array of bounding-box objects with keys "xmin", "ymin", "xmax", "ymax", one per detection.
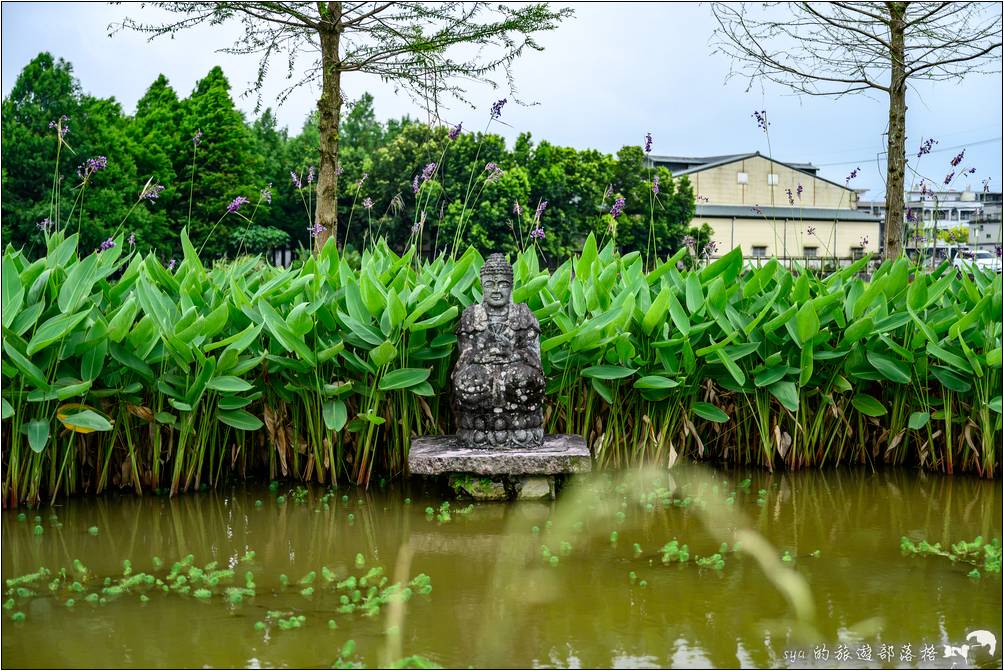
[
  {"xmin": 883, "ymin": 2, "xmax": 907, "ymax": 259},
  {"xmin": 315, "ymin": 1, "xmax": 342, "ymax": 251}
]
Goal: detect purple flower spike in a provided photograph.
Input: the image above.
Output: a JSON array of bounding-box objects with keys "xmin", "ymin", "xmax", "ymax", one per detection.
[
  {"xmin": 752, "ymin": 204, "xmax": 763, "ymax": 215},
  {"xmin": 128, "ymin": 232, "xmax": 136, "ymax": 247},
  {"xmin": 261, "ymin": 183, "xmax": 272, "ymax": 204},
  {"xmin": 806, "ymin": 226, "xmax": 816, "ymax": 236},
  {"xmin": 356, "ymin": 172, "xmax": 368, "ymax": 188},
  {"xmin": 49, "ymin": 115, "xmax": 70, "ymax": 138},
  {"xmin": 644, "ymin": 132, "xmax": 653, "ymax": 153},
  {"xmin": 845, "ymin": 167, "xmax": 860, "ymax": 185},
  {"xmin": 421, "ymin": 163, "xmax": 436, "ymax": 183},
  {"xmin": 490, "ymin": 98, "xmax": 507, "ymax": 119},
  {"xmin": 37, "ymin": 218, "xmax": 52, "ymax": 232},
  {"xmin": 227, "ymin": 196, "xmax": 250, "ymax": 214},
  {"xmin": 917, "ymin": 138, "xmax": 938, "ymax": 158},
  {"xmin": 141, "ymin": 183, "xmax": 165, "ymax": 201},
  {"xmin": 362, "ymin": 197, "xmax": 374, "ymax": 210},
  {"xmin": 513, "ymin": 201, "xmax": 522, "ymax": 217},
  {"xmin": 449, "ymin": 122, "xmax": 462, "ymax": 140},
  {"xmin": 785, "ymin": 188, "xmax": 794, "ymax": 205},
  {"xmin": 752, "ymin": 110, "xmax": 769, "ymax": 132},
  {"xmin": 610, "ymin": 197, "xmax": 626, "ymax": 219},
  {"xmin": 950, "ymin": 150, "xmax": 965, "ymax": 167},
  {"xmin": 484, "ymin": 162, "xmax": 503, "ymax": 183},
  {"xmin": 167, "ymin": 258, "xmax": 176, "ymax": 271},
  {"xmin": 291, "ymin": 171, "xmax": 303, "ymax": 189},
  {"xmin": 192, "ymin": 130, "xmax": 203, "ymax": 146},
  {"xmin": 860, "ymin": 236, "xmax": 869, "ymax": 247},
  {"xmin": 412, "ymin": 175, "xmax": 420, "ymax": 194},
  {"xmin": 335, "ymin": 164, "xmax": 344, "ymax": 177},
  {"xmin": 99, "ymin": 238, "xmax": 116, "ymax": 252},
  {"xmin": 307, "ymin": 166, "xmax": 315, "ymax": 184},
  {"xmin": 652, "ymin": 174, "xmax": 660, "ymax": 195},
  {"xmin": 982, "ymin": 178, "xmax": 992, "ymax": 193},
  {"xmin": 682, "ymin": 235, "xmax": 696, "ymax": 249},
  {"xmin": 906, "ymin": 209, "xmax": 917, "ymax": 223},
  {"xmin": 944, "ymin": 171, "xmax": 955, "ymax": 185},
  {"xmin": 308, "ymin": 223, "xmax": 327, "ymax": 238},
  {"xmin": 703, "ymin": 241, "xmax": 719, "ymax": 257},
  {"xmin": 534, "ymin": 200, "xmax": 548, "ymax": 223},
  {"xmin": 796, "ymin": 183, "xmax": 803, "ymax": 199},
  {"xmin": 529, "ymin": 226, "xmax": 545, "ymax": 241}
]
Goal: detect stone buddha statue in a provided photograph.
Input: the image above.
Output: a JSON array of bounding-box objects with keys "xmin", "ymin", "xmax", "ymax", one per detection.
[{"xmin": 452, "ymin": 253, "xmax": 545, "ymax": 449}]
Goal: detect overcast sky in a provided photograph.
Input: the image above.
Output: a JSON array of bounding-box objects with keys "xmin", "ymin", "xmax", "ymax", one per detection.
[{"xmin": 2, "ymin": 2, "xmax": 1001, "ymax": 199}]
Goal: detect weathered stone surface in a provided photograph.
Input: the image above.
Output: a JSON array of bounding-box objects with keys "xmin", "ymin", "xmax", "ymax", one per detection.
[
  {"xmin": 516, "ymin": 476, "xmax": 553, "ymax": 500},
  {"xmin": 451, "ymin": 253, "xmax": 545, "ymax": 450},
  {"xmin": 409, "ymin": 434, "xmax": 590, "ymax": 476}
]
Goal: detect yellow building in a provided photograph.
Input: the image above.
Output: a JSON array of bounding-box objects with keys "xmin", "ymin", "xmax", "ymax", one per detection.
[{"xmin": 652, "ymin": 152, "xmax": 882, "ymax": 259}]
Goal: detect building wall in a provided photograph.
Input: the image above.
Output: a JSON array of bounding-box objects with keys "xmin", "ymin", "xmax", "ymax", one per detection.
[
  {"xmin": 685, "ymin": 155, "xmax": 856, "ymax": 209},
  {"xmin": 697, "ymin": 217, "xmax": 881, "ymax": 257},
  {"xmin": 969, "ymin": 221, "xmax": 1002, "ymax": 250}
]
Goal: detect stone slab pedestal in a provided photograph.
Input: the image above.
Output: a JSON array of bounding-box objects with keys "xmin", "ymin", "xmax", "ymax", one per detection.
[{"xmin": 408, "ymin": 434, "xmax": 590, "ymax": 501}]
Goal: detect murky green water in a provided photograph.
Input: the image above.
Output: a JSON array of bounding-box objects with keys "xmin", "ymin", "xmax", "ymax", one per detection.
[{"xmin": 2, "ymin": 466, "xmax": 1001, "ymax": 669}]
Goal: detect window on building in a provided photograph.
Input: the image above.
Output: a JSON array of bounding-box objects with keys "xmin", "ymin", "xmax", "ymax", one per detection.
[
  {"xmin": 767, "ymin": 173, "xmax": 779, "ymax": 186},
  {"xmin": 737, "ymin": 172, "xmax": 749, "ymax": 184},
  {"xmin": 803, "ymin": 246, "xmax": 818, "ymax": 258},
  {"xmin": 851, "ymin": 247, "xmax": 865, "ymax": 259},
  {"xmin": 751, "ymin": 246, "xmax": 767, "ymax": 258},
  {"xmin": 988, "ymin": 233, "xmax": 993, "ymax": 239}
]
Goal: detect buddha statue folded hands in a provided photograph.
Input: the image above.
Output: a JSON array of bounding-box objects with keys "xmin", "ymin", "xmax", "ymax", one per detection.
[{"xmin": 451, "ymin": 253, "xmax": 545, "ymax": 449}]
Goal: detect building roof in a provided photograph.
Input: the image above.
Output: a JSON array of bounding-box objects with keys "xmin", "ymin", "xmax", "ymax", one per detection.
[
  {"xmin": 652, "ymin": 151, "xmax": 861, "ymax": 192},
  {"xmin": 648, "ymin": 151, "xmax": 820, "ymax": 176},
  {"xmin": 695, "ymin": 204, "xmax": 882, "ymax": 222}
]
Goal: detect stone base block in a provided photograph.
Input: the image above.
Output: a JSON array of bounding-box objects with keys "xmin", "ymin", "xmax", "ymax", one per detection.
[{"xmin": 408, "ymin": 434, "xmax": 591, "ymax": 476}]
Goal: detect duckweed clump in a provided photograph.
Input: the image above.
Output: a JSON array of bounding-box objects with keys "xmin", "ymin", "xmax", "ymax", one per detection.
[{"xmin": 900, "ymin": 535, "xmax": 1002, "ymax": 575}]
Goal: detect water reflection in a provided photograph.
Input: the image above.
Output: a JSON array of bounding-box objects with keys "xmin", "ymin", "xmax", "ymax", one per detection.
[{"xmin": 2, "ymin": 466, "xmax": 1000, "ymax": 669}]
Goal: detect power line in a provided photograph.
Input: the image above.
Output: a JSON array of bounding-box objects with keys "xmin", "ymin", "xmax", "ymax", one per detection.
[{"xmin": 812, "ymin": 136, "xmax": 1003, "ymax": 168}]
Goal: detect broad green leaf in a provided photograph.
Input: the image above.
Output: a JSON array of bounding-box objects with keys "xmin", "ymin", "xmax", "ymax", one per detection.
[
  {"xmin": 379, "ymin": 368, "xmax": 431, "ymax": 391},
  {"xmin": 59, "ymin": 410, "xmax": 113, "ymax": 432},
  {"xmin": 851, "ymin": 393, "xmax": 887, "ymax": 417},
  {"xmin": 633, "ymin": 375, "xmax": 679, "ymax": 390},
  {"xmin": 369, "ymin": 340, "xmax": 398, "ymax": 367},
  {"xmin": 907, "ymin": 411, "xmax": 930, "ymax": 430},
  {"xmin": 3, "ymin": 340, "xmax": 50, "ymax": 389},
  {"xmin": 769, "ymin": 381, "xmax": 799, "ymax": 412},
  {"xmin": 716, "ymin": 349, "xmax": 746, "ymax": 386},
  {"xmin": 1, "ymin": 398, "xmax": 14, "ymax": 419},
  {"xmin": 685, "ymin": 273, "xmax": 704, "ymax": 313},
  {"xmin": 1, "ymin": 255, "xmax": 24, "ymax": 328},
  {"xmin": 207, "ymin": 376, "xmax": 254, "ymax": 393},
  {"xmin": 582, "ymin": 365, "xmax": 636, "ymax": 380},
  {"xmin": 27, "ymin": 309, "xmax": 90, "ymax": 355},
  {"xmin": 794, "ymin": 301, "xmax": 819, "ymax": 347},
  {"xmin": 26, "ymin": 419, "xmax": 49, "ymax": 454},
  {"xmin": 692, "ymin": 401, "xmax": 729, "ymax": 423},
  {"xmin": 866, "ymin": 350, "xmax": 911, "ymax": 384},
  {"xmin": 219, "ymin": 409, "xmax": 264, "ymax": 431},
  {"xmin": 57, "ymin": 252, "xmax": 99, "ymax": 314},
  {"xmin": 323, "ymin": 399, "xmax": 348, "ymax": 431}
]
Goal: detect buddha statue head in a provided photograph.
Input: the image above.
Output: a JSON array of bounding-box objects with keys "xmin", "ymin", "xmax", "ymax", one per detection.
[{"xmin": 480, "ymin": 253, "xmax": 513, "ymax": 311}]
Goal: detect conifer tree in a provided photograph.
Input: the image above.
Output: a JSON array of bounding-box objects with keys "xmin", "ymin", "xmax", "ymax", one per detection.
[{"xmin": 179, "ymin": 66, "xmax": 262, "ymax": 257}]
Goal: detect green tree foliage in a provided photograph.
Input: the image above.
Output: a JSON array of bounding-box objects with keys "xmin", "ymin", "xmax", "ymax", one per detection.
[
  {"xmin": 180, "ymin": 66, "xmax": 263, "ymax": 257},
  {"xmin": 2, "ymin": 53, "xmax": 701, "ymax": 265},
  {"xmin": 1, "ymin": 52, "xmax": 82, "ymax": 250}
]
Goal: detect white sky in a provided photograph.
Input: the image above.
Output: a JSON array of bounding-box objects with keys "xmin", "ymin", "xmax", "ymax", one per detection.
[{"xmin": 2, "ymin": 1, "xmax": 1002, "ymax": 198}]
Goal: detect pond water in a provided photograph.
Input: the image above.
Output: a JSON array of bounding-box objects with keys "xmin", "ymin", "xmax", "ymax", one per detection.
[{"xmin": 2, "ymin": 466, "xmax": 1001, "ymax": 669}]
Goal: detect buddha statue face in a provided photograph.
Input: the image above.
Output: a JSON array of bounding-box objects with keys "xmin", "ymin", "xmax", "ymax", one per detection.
[{"xmin": 480, "ymin": 254, "xmax": 513, "ymax": 310}]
